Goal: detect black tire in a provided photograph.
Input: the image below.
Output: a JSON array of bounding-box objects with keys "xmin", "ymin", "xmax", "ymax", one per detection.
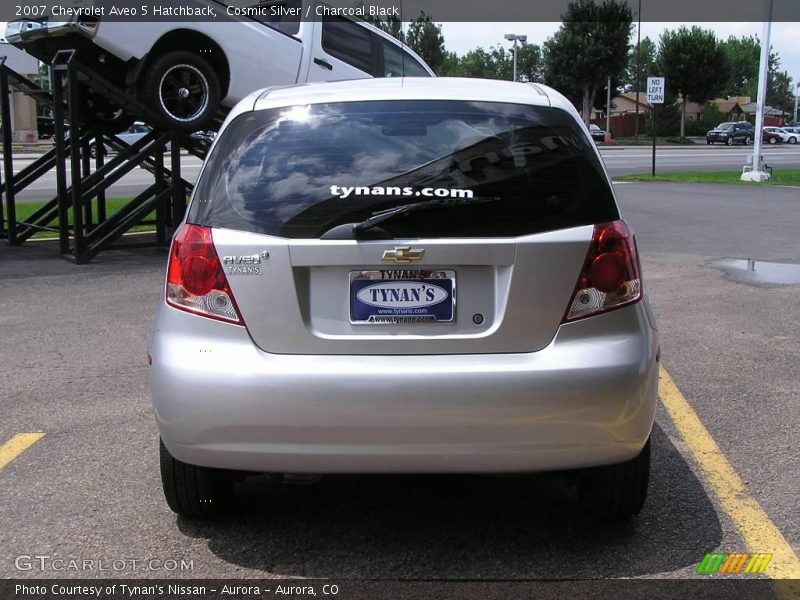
[
  {"xmin": 725, "ymin": 136, "xmax": 734, "ymax": 146},
  {"xmin": 789, "ymin": 137, "xmax": 797, "ymax": 144},
  {"xmin": 82, "ymin": 92, "xmax": 135, "ymax": 135},
  {"xmin": 159, "ymin": 438, "xmax": 234, "ymax": 518},
  {"xmin": 141, "ymin": 51, "xmax": 221, "ymax": 131},
  {"xmin": 706, "ymin": 140, "xmax": 712, "ymax": 145},
  {"xmin": 745, "ymin": 135, "xmax": 752, "ymax": 145},
  {"xmin": 768, "ymin": 137, "xmax": 777, "ymax": 145},
  {"xmin": 62, "ymin": 84, "xmax": 134, "ymax": 135},
  {"xmin": 578, "ymin": 437, "xmax": 650, "ymax": 520}
]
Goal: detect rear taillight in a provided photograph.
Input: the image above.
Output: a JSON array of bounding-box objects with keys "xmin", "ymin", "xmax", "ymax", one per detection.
[
  {"xmin": 166, "ymin": 224, "xmax": 243, "ymax": 325},
  {"xmin": 562, "ymin": 220, "xmax": 642, "ymax": 322}
]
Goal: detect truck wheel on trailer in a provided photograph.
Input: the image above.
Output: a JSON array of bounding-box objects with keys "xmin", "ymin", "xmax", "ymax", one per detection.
[{"xmin": 141, "ymin": 51, "xmax": 221, "ymax": 131}]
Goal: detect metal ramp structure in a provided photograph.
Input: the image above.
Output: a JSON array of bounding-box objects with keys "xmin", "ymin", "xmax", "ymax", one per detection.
[{"xmin": 0, "ymin": 49, "xmax": 226, "ymax": 263}]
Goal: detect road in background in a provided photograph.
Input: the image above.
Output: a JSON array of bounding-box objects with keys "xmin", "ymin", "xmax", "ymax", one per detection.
[
  {"xmin": 2, "ymin": 145, "xmax": 800, "ymax": 203},
  {"xmin": 601, "ymin": 145, "xmax": 800, "ymax": 176}
]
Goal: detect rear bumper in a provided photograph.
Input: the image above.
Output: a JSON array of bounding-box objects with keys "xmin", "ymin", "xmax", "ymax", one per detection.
[{"xmin": 150, "ymin": 303, "xmax": 659, "ymax": 474}]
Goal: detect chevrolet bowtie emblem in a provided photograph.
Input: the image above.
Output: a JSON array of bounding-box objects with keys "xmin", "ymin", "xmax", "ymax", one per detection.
[{"xmin": 382, "ymin": 246, "xmax": 425, "ymax": 263}]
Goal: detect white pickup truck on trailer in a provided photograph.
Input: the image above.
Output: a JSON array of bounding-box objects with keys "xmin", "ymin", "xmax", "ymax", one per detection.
[{"xmin": 5, "ymin": 0, "xmax": 433, "ymax": 131}]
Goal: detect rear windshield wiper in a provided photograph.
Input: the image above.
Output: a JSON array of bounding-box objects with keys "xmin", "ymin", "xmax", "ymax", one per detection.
[
  {"xmin": 353, "ymin": 195, "xmax": 495, "ymax": 234},
  {"xmin": 319, "ymin": 194, "xmax": 496, "ymax": 240}
]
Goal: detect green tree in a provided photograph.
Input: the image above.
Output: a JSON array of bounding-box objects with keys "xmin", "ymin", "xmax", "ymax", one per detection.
[
  {"xmin": 405, "ymin": 12, "xmax": 445, "ymax": 72},
  {"xmin": 543, "ymin": 0, "xmax": 633, "ymax": 124},
  {"xmin": 437, "ymin": 51, "xmax": 461, "ymax": 77},
  {"xmin": 768, "ymin": 70, "xmax": 795, "ymax": 115},
  {"xmin": 719, "ymin": 35, "xmax": 784, "ymax": 100},
  {"xmin": 516, "ymin": 43, "xmax": 544, "ymax": 82},
  {"xmin": 720, "ymin": 35, "xmax": 762, "ymax": 98},
  {"xmin": 657, "ymin": 26, "xmax": 729, "ymax": 137},
  {"xmin": 438, "ymin": 43, "xmax": 543, "ymax": 81},
  {"xmin": 719, "ymin": 35, "xmax": 792, "ymax": 116},
  {"xmin": 447, "ymin": 46, "xmax": 510, "ymax": 79},
  {"xmin": 621, "ymin": 36, "xmax": 657, "ymax": 92}
]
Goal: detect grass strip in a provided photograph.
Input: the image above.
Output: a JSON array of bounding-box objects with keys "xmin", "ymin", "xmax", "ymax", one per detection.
[
  {"xmin": 614, "ymin": 169, "xmax": 800, "ymax": 186},
  {"xmin": 7, "ymin": 197, "xmax": 158, "ymax": 239}
]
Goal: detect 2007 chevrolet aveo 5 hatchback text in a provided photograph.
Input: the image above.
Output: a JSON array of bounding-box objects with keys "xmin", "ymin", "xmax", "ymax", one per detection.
[{"xmin": 150, "ymin": 77, "xmax": 660, "ymax": 521}]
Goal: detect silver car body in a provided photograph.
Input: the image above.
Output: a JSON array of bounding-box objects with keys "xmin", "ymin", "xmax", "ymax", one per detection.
[
  {"xmin": 766, "ymin": 127, "xmax": 798, "ymax": 144},
  {"xmin": 150, "ymin": 78, "xmax": 659, "ymax": 474}
]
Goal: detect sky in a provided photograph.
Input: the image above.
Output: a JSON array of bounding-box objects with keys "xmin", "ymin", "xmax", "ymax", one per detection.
[{"xmin": 439, "ymin": 22, "xmax": 799, "ymax": 91}]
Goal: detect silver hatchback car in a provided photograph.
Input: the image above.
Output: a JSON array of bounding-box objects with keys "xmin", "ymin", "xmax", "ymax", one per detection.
[{"xmin": 150, "ymin": 78, "xmax": 659, "ymax": 520}]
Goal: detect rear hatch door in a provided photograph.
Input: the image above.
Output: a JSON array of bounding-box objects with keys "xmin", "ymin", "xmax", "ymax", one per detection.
[{"xmin": 190, "ymin": 97, "xmax": 619, "ymax": 354}]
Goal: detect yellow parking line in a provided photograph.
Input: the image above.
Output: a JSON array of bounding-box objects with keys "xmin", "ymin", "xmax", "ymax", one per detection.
[
  {"xmin": 659, "ymin": 367, "xmax": 800, "ymax": 586},
  {"xmin": 0, "ymin": 433, "xmax": 45, "ymax": 470}
]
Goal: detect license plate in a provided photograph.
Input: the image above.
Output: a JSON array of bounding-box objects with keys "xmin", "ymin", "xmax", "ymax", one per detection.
[{"xmin": 349, "ymin": 270, "xmax": 456, "ymax": 324}]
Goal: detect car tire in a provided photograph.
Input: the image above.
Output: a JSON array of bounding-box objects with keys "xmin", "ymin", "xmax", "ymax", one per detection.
[
  {"xmin": 768, "ymin": 137, "xmax": 777, "ymax": 145},
  {"xmin": 725, "ymin": 136, "xmax": 734, "ymax": 146},
  {"xmin": 706, "ymin": 140, "xmax": 712, "ymax": 145},
  {"xmin": 789, "ymin": 137, "xmax": 797, "ymax": 144},
  {"xmin": 141, "ymin": 51, "xmax": 221, "ymax": 131},
  {"xmin": 79, "ymin": 91, "xmax": 135, "ymax": 135},
  {"xmin": 578, "ymin": 437, "xmax": 650, "ymax": 520},
  {"xmin": 745, "ymin": 136, "xmax": 752, "ymax": 145},
  {"xmin": 159, "ymin": 438, "xmax": 234, "ymax": 518}
]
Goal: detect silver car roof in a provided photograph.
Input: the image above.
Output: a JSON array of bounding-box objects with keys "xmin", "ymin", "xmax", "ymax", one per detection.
[{"xmin": 225, "ymin": 78, "xmax": 572, "ymax": 121}]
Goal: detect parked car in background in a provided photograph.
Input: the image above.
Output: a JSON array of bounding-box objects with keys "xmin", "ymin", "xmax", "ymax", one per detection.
[
  {"xmin": 589, "ymin": 123, "xmax": 608, "ymax": 143},
  {"xmin": 763, "ymin": 126, "xmax": 796, "ymax": 144},
  {"xmin": 784, "ymin": 126, "xmax": 800, "ymax": 136},
  {"xmin": 5, "ymin": 0, "xmax": 433, "ymax": 132},
  {"xmin": 762, "ymin": 129, "xmax": 784, "ymax": 145},
  {"xmin": 110, "ymin": 122, "xmax": 158, "ymax": 152},
  {"xmin": 706, "ymin": 121, "xmax": 754, "ymax": 145},
  {"xmin": 151, "ymin": 78, "xmax": 659, "ymax": 522}
]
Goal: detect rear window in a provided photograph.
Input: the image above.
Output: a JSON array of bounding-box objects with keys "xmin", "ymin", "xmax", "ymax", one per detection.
[{"xmin": 189, "ymin": 100, "xmax": 618, "ymax": 239}]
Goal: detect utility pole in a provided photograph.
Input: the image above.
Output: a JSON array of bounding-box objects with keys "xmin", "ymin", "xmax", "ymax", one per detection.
[
  {"xmin": 606, "ymin": 76, "xmax": 612, "ymax": 135},
  {"xmin": 634, "ymin": 0, "xmax": 642, "ymax": 141},
  {"xmin": 794, "ymin": 81, "xmax": 799, "ymax": 124},
  {"xmin": 504, "ymin": 33, "xmax": 527, "ymax": 82}
]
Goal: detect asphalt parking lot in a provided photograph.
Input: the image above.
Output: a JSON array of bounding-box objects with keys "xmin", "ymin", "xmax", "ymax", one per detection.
[{"xmin": 1, "ymin": 182, "xmax": 799, "ymax": 592}]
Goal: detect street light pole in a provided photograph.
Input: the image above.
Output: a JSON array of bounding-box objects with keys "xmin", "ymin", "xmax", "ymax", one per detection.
[
  {"xmin": 741, "ymin": 0, "xmax": 773, "ymax": 182},
  {"xmin": 634, "ymin": 0, "xmax": 642, "ymax": 141},
  {"xmin": 513, "ymin": 42, "xmax": 518, "ymax": 83},
  {"xmin": 794, "ymin": 81, "xmax": 799, "ymax": 124},
  {"xmin": 504, "ymin": 33, "xmax": 527, "ymax": 82}
]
